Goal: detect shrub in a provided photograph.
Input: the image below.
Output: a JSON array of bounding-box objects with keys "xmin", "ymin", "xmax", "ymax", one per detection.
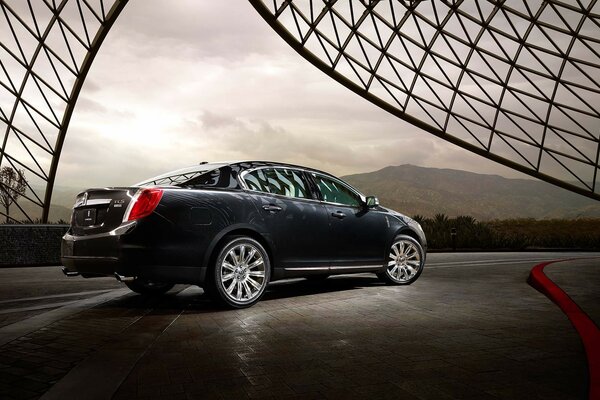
[{"xmin": 413, "ymin": 215, "xmax": 599, "ymax": 250}]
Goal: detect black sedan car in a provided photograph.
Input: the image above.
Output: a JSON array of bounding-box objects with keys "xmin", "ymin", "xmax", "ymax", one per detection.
[{"xmin": 61, "ymin": 161, "xmax": 426, "ymax": 308}]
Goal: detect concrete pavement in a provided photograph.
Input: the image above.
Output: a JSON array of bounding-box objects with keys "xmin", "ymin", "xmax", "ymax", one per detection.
[{"xmin": 0, "ymin": 252, "xmax": 597, "ymax": 399}]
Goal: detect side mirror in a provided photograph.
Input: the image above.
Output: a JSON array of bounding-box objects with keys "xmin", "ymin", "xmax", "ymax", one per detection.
[{"xmin": 366, "ymin": 196, "xmax": 379, "ymax": 208}]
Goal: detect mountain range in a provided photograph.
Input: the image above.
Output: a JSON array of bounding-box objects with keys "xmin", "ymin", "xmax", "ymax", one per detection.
[
  {"xmin": 342, "ymin": 164, "xmax": 600, "ymax": 221},
  {"xmin": 8, "ymin": 164, "xmax": 600, "ymax": 222}
]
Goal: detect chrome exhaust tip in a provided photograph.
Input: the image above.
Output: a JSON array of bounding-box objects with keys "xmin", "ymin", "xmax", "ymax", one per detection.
[
  {"xmin": 62, "ymin": 267, "xmax": 79, "ymax": 277},
  {"xmin": 114, "ymin": 273, "xmax": 136, "ymax": 283}
]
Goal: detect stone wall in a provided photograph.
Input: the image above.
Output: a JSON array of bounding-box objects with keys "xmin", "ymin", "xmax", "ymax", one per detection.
[{"xmin": 0, "ymin": 225, "xmax": 69, "ymax": 266}]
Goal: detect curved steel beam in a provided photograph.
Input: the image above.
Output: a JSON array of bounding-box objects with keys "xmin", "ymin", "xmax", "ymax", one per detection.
[
  {"xmin": 43, "ymin": 1, "xmax": 128, "ymax": 222},
  {"xmin": 0, "ymin": 0, "xmax": 128, "ymax": 222}
]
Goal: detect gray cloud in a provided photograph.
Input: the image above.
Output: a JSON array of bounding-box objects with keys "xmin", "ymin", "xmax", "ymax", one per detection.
[
  {"xmin": 114, "ymin": 1, "xmax": 282, "ymax": 61},
  {"xmin": 75, "ymin": 97, "xmax": 134, "ymax": 119}
]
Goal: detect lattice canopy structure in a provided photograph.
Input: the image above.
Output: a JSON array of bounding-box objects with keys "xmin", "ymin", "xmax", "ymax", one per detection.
[
  {"xmin": 1, "ymin": 0, "xmax": 599, "ymax": 223},
  {"xmin": 250, "ymin": 0, "xmax": 600, "ymax": 200},
  {"xmin": 0, "ymin": 0, "xmax": 127, "ymax": 222}
]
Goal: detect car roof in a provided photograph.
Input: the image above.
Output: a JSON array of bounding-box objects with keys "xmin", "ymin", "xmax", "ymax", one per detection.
[
  {"xmin": 228, "ymin": 160, "xmax": 336, "ymax": 176},
  {"xmin": 134, "ymin": 160, "xmax": 343, "ymax": 187},
  {"xmin": 148, "ymin": 160, "xmax": 335, "ymax": 178}
]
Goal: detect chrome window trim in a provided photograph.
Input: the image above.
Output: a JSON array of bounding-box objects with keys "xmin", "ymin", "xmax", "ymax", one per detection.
[{"xmin": 239, "ymin": 166, "xmax": 367, "ymax": 208}]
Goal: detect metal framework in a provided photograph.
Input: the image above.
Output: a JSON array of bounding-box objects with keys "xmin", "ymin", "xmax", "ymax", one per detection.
[
  {"xmin": 0, "ymin": 0, "xmax": 599, "ymax": 222},
  {"xmin": 250, "ymin": 0, "xmax": 600, "ymax": 200},
  {"xmin": 0, "ymin": 0, "xmax": 127, "ymax": 222}
]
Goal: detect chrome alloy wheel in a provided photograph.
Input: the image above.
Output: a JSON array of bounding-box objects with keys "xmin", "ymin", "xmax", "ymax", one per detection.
[
  {"xmin": 386, "ymin": 239, "xmax": 422, "ymax": 283},
  {"xmin": 219, "ymin": 243, "xmax": 267, "ymax": 303}
]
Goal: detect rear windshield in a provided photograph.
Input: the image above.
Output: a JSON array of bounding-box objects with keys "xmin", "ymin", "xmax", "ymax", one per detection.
[{"xmin": 136, "ymin": 165, "xmax": 238, "ymax": 189}]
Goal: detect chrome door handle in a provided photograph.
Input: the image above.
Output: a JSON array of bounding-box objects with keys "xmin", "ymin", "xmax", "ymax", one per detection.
[
  {"xmin": 262, "ymin": 204, "xmax": 282, "ymax": 212},
  {"xmin": 331, "ymin": 211, "xmax": 346, "ymax": 219}
]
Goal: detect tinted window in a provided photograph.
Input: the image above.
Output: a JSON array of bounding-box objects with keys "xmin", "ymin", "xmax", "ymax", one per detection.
[
  {"xmin": 135, "ymin": 163, "xmax": 227, "ymax": 186},
  {"xmin": 139, "ymin": 168, "xmax": 226, "ymax": 188},
  {"xmin": 264, "ymin": 168, "xmax": 309, "ymax": 199},
  {"xmin": 244, "ymin": 169, "xmax": 270, "ymax": 193},
  {"xmin": 312, "ymin": 173, "xmax": 361, "ymax": 207},
  {"xmin": 181, "ymin": 169, "xmax": 220, "ymax": 188}
]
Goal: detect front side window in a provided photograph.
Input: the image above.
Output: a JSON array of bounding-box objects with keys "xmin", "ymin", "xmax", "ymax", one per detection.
[
  {"xmin": 264, "ymin": 168, "xmax": 309, "ymax": 199},
  {"xmin": 312, "ymin": 173, "xmax": 361, "ymax": 207}
]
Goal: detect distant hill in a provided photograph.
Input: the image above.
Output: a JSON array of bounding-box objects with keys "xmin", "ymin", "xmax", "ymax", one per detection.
[
  {"xmin": 5, "ymin": 165, "xmax": 600, "ymax": 223},
  {"xmin": 47, "ymin": 186, "xmax": 80, "ymax": 222},
  {"xmin": 4, "ymin": 185, "xmax": 79, "ymax": 223},
  {"xmin": 342, "ymin": 165, "xmax": 600, "ymax": 220}
]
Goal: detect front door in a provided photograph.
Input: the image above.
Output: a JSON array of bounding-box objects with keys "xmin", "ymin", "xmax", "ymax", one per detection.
[{"xmin": 309, "ymin": 173, "xmax": 387, "ymax": 268}]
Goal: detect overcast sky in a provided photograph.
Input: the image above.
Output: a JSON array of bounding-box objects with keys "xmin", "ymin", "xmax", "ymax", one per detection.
[{"xmin": 51, "ymin": 0, "xmax": 550, "ymax": 190}]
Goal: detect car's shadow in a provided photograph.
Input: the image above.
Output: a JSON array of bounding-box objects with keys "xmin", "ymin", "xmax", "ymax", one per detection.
[
  {"xmin": 263, "ymin": 275, "xmax": 383, "ymax": 301},
  {"xmin": 103, "ymin": 275, "xmax": 384, "ymax": 313}
]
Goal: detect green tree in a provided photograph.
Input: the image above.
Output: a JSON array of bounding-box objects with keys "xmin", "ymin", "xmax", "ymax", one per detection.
[{"xmin": 0, "ymin": 166, "xmax": 28, "ymax": 223}]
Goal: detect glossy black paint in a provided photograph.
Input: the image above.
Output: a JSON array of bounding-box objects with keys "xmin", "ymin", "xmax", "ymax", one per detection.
[{"xmin": 61, "ymin": 161, "xmax": 427, "ymax": 285}]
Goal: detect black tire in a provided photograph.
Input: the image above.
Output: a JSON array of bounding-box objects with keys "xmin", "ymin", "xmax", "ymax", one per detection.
[
  {"xmin": 125, "ymin": 278, "xmax": 174, "ymax": 295},
  {"xmin": 206, "ymin": 236, "xmax": 271, "ymax": 309},
  {"xmin": 377, "ymin": 234, "xmax": 425, "ymax": 285}
]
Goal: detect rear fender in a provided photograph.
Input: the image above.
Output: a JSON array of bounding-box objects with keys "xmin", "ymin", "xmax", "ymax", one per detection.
[{"xmin": 202, "ymin": 224, "xmax": 275, "ymax": 270}]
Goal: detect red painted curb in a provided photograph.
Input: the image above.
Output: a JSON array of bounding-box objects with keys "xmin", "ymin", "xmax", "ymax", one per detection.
[{"xmin": 528, "ymin": 259, "xmax": 600, "ymax": 400}]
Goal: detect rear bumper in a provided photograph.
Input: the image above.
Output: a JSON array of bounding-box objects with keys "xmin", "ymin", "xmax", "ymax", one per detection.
[
  {"xmin": 61, "ymin": 224, "xmax": 206, "ymax": 284},
  {"xmin": 61, "ymin": 255, "xmax": 122, "ymax": 276}
]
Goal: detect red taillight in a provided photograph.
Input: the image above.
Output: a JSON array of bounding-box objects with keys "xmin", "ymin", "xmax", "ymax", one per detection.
[{"xmin": 126, "ymin": 188, "xmax": 163, "ymax": 221}]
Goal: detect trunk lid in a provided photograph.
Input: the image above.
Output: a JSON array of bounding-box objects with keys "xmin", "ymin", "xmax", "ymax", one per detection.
[{"xmin": 70, "ymin": 187, "xmax": 138, "ymax": 235}]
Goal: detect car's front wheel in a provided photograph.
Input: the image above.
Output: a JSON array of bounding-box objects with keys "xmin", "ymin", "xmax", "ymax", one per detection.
[
  {"xmin": 125, "ymin": 278, "xmax": 174, "ymax": 295},
  {"xmin": 377, "ymin": 235, "xmax": 424, "ymax": 285},
  {"xmin": 209, "ymin": 236, "xmax": 271, "ymax": 308}
]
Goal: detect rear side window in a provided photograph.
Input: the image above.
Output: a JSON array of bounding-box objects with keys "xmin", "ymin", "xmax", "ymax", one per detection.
[
  {"xmin": 243, "ymin": 168, "xmax": 309, "ymax": 199},
  {"xmin": 264, "ymin": 168, "xmax": 309, "ymax": 199},
  {"xmin": 244, "ymin": 169, "xmax": 270, "ymax": 193},
  {"xmin": 311, "ymin": 173, "xmax": 361, "ymax": 207}
]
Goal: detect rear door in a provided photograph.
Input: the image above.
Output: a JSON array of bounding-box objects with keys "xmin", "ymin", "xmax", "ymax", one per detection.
[
  {"xmin": 309, "ymin": 173, "xmax": 387, "ymax": 268},
  {"xmin": 243, "ymin": 167, "xmax": 330, "ymax": 270}
]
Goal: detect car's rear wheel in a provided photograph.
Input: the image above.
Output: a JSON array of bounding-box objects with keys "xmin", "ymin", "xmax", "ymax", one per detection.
[
  {"xmin": 377, "ymin": 235, "xmax": 424, "ymax": 285},
  {"xmin": 209, "ymin": 236, "xmax": 271, "ymax": 308},
  {"xmin": 125, "ymin": 278, "xmax": 174, "ymax": 295}
]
